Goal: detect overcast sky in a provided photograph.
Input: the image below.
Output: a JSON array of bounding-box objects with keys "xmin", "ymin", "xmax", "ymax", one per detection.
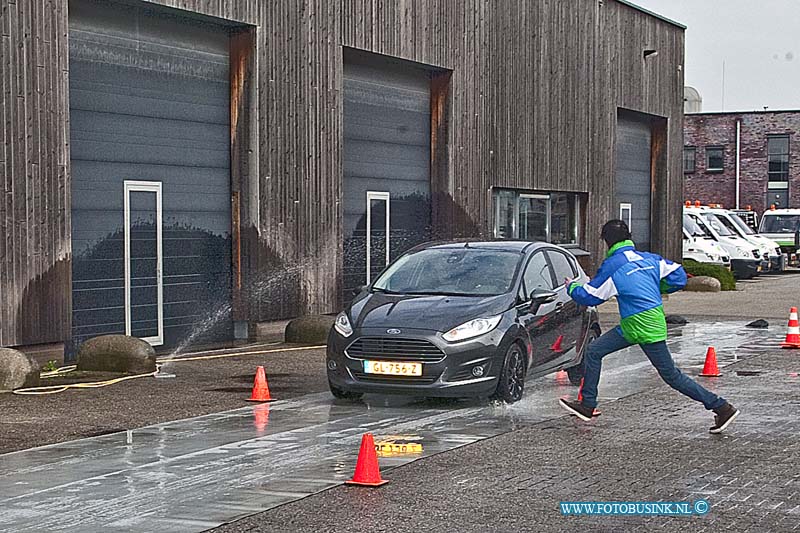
[{"xmin": 631, "ymin": 0, "xmax": 800, "ymax": 112}]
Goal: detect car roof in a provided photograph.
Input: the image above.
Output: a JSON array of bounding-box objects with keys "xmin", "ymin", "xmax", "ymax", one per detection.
[
  {"xmin": 416, "ymin": 240, "xmax": 546, "ymax": 253},
  {"xmin": 763, "ymin": 209, "xmax": 800, "ymax": 215}
]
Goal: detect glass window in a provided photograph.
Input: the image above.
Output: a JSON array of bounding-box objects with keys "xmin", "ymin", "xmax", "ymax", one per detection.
[
  {"xmin": 493, "ymin": 189, "xmax": 580, "ymax": 245},
  {"xmin": 728, "ymin": 213, "xmax": 755, "ymax": 235},
  {"xmin": 768, "ymin": 135, "xmax": 790, "ymax": 182},
  {"xmin": 683, "ymin": 214, "xmax": 707, "ymax": 237},
  {"xmin": 373, "ymin": 248, "xmax": 521, "ymax": 296},
  {"xmin": 761, "ymin": 214, "xmax": 800, "ymax": 233},
  {"xmin": 702, "ymin": 213, "xmax": 734, "ymax": 236},
  {"xmin": 546, "ymin": 250, "xmax": 577, "ymax": 287},
  {"xmin": 706, "ymin": 147, "xmax": 724, "ymax": 171},
  {"xmin": 494, "ymin": 189, "xmax": 517, "ymax": 239},
  {"xmin": 683, "ymin": 147, "xmax": 696, "ymax": 173},
  {"xmin": 520, "ymin": 252, "xmax": 553, "ymax": 300},
  {"xmin": 550, "ymin": 193, "xmax": 578, "ymax": 245},
  {"xmin": 715, "ymin": 214, "xmax": 742, "ymax": 236},
  {"xmin": 518, "ymin": 195, "xmax": 549, "ymax": 242}
]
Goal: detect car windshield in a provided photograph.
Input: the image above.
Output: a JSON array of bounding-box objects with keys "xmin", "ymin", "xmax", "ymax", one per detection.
[
  {"xmin": 683, "ymin": 214, "xmax": 708, "ymax": 237},
  {"xmin": 729, "ymin": 213, "xmax": 755, "ymax": 235},
  {"xmin": 702, "ymin": 213, "xmax": 734, "ymax": 236},
  {"xmin": 761, "ymin": 214, "xmax": 800, "ymax": 233},
  {"xmin": 715, "ymin": 213, "xmax": 746, "ymax": 236},
  {"xmin": 372, "ymin": 247, "xmax": 522, "ymax": 296}
]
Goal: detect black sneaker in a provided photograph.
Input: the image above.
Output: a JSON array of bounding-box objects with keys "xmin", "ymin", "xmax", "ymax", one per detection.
[
  {"xmin": 709, "ymin": 403, "xmax": 740, "ymax": 434},
  {"xmin": 559, "ymin": 398, "xmax": 595, "ymax": 421}
]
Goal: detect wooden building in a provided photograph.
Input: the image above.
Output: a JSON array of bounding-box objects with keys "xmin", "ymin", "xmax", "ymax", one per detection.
[{"xmin": 1, "ymin": 0, "xmax": 685, "ymax": 355}]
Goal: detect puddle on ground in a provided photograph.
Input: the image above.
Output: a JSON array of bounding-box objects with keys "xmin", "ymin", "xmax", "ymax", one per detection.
[{"xmin": 0, "ymin": 320, "xmax": 782, "ymax": 533}]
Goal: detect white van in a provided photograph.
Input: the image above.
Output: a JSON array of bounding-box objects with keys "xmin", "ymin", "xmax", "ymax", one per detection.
[
  {"xmin": 684, "ymin": 207, "xmax": 761, "ymax": 279},
  {"xmin": 704, "ymin": 207, "xmax": 784, "ymax": 272},
  {"xmin": 682, "ymin": 214, "xmax": 730, "ymax": 267},
  {"xmin": 758, "ymin": 208, "xmax": 800, "ymax": 267}
]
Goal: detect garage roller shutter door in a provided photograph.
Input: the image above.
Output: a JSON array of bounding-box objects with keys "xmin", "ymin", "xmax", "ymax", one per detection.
[
  {"xmin": 615, "ymin": 112, "xmax": 652, "ymax": 251},
  {"xmin": 342, "ymin": 52, "xmax": 432, "ymax": 295},
  {"xmin": 69, "ymin": 0, "xmax": 231, "ymax": 349}
]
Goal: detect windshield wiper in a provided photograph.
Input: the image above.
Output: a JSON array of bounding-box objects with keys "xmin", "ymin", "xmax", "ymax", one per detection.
[
  {"xmin": 405, "ymin": 290, "xmax": 487, "ymax": 297},
  {"xmin": 371, "ymin": 287, "xmax": 404, "ymax": 295}
]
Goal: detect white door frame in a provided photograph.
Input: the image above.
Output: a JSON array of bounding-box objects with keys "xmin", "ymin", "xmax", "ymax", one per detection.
[
  {"xmin": 366, "ymin": 191, "xmax": 390, "ymax": 284},
  {"xmin": 619, "ymin": 202, "xmax": 632, "ymax": 231},
  {"xmin": 124, "ymin": 180, "xmax": 164, "ymax": 346}
]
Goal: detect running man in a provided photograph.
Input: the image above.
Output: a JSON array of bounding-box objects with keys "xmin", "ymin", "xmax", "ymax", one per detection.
[{"xmin": 559, "ymin": 220, "xmax": 739, "ymax": 434}]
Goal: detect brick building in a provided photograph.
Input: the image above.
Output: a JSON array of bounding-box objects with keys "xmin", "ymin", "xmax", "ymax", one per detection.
[{"xmin": 683, "ymin": 111, "xmax": 800, "ymax": 213}]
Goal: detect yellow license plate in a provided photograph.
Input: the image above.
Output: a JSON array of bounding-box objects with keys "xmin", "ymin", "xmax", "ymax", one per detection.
[{"xmin": 363, "ymin": 360, "xmax": 422, "ymax": 376}]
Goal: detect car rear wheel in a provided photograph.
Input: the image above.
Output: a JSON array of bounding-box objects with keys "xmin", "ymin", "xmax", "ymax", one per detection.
[
  {"xmin": 328, "ymin": 380, "xmax": 363, "ymax": 401},
  {"xmin": 491, "ymin": 343, "xmax": 526, "ymax": 404},
  {"xmin": 566, "ymin": 326, "xmax": 600, "ymax": 386}
]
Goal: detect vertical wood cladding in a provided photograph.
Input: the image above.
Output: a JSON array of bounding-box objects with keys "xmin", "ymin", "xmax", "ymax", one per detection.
[
  {"xmin": 2, "ymin": 0, "xmax": 683, "ymax": 346},
  {"xmin": 1, "ymin": 0, "xmax": 71, "ymax": 347}
]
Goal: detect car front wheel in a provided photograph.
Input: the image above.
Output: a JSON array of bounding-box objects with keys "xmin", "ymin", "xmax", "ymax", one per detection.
[{"xmin": 491, "ymin": 343, "xmax": 526, "ymax": 403}]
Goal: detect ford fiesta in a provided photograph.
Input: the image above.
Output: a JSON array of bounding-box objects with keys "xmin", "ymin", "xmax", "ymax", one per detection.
[{"xmin": 326, "ymin": 241, "xmax": 600, "ymax": 403}]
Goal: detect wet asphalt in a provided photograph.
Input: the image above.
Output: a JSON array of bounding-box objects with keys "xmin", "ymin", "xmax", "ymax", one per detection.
[
  {"xmin": 0, "ymin": 320, "xmax": 792, "ymax": 532},
  {"xmin": 215, "ymin": 349, "xmax": 799, "ymax": 533},
  {"xmin": 0, "ymin": 343, "xmax": 330, "ymax": 454}
]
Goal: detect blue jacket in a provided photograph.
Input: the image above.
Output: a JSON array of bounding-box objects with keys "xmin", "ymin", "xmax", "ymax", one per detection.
[{"xmin": 568, "ymin": 240, "xmax": 687, "ymax": 344}]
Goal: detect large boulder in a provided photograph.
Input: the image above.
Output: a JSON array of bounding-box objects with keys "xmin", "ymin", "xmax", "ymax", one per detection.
[
  {"xmin": 684, "ymin": 275, "xmax": 721, "ymax": 292},
  {"xmin": 285, "ymin": 315, "xmax": 335, "ymax": 344},
  {"xmin": 0, "ymin": 348, "xmax": 40, "ymax": 392},
  {"xmin": 77, "ymin": 335, "xmax": 156, "ymax": 373}
]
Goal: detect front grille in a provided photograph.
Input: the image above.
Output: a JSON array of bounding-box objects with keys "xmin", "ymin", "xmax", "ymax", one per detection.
[
  {"xmin": 352, "ymin": 372, "xmax": 438, "ymax": 385},
  {"xmin": 346, "ymin": 337, "xmax": 446, "ymax": 363}
]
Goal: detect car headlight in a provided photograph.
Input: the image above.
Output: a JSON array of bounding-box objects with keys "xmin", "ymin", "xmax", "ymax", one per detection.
[
  {"xmin": 442, "ymin": 315, "xmax": 502, "ymax": 343},
  {"xmin": 334, "ymin": 312, "xmax": 353, "ymax": 337}
]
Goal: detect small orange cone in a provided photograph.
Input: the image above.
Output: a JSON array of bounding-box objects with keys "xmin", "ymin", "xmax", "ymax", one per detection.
[
  {"xmin": 550, "ymin": 335, "xmax": 564, "ymax": 352},
  {"xmin": 699, "ymin": 347, "xmax": 721, "ymax": 377},
  {"xmin": 346, "ymin": 433, "xmax": 389, "ymax": 487},
  {"xmin": 247, "ymin": 366, "xmax": 274, "ymax": 402},
  {"xmin": 781, "ymin": 307, "xmax": 800, "ymax": 348}
]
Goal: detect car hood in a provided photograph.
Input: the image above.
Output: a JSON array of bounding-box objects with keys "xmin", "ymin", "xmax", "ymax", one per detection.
[{"xmin": 349, "ymin": 292, "xmax": 513, "ymax": 333}]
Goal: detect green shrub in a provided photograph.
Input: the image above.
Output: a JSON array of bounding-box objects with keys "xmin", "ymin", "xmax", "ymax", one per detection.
[{"xmin": 682, "ymin": 259, "xmax": 736, "ymax": 291}]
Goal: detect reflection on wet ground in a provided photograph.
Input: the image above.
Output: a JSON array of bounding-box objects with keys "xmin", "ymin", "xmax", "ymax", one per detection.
[{"xmin": 0, "ymin": 321, "xmax": 780, "ymax": 532}]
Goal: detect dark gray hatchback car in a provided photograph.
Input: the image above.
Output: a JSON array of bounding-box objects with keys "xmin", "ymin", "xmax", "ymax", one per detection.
[{"xmin": 326, "ymin": 241, "xmax": 600, "ymax": 403}]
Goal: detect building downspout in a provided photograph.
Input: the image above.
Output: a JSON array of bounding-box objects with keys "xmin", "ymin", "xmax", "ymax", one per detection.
[{"xmin": 735, "ymin": 118, "xmax": 741, "ymax": 209}]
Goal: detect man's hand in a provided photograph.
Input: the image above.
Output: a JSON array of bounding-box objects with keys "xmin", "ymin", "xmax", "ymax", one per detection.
[{"xmin": 564, "ymin": 277, "xmax": 573, "ymax": 288}]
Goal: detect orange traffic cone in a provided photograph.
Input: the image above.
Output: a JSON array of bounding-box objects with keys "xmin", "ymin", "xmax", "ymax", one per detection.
[
  {"xmin": 247, "ymin": 366, "xmax": 274, "ymax": 402},
  {"xmin": 345, "ymin": 433, "xmax": 389, "ymax": 486},
  {"xmin": 699, "ymin": 347, "xmax": 721, "ymax": 377},
  {"xmin": 550, "ymin": 335, "xmax": 564, "ymax": 352},
  {"xmin": 781, "ymin": 307, "xmax": 800, "ymax": 348}
]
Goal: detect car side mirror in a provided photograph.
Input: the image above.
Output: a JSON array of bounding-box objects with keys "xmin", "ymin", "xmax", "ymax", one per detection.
[{"xmin": 530, "ymin": 288, "xmax": 558, "ymax": 305}]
